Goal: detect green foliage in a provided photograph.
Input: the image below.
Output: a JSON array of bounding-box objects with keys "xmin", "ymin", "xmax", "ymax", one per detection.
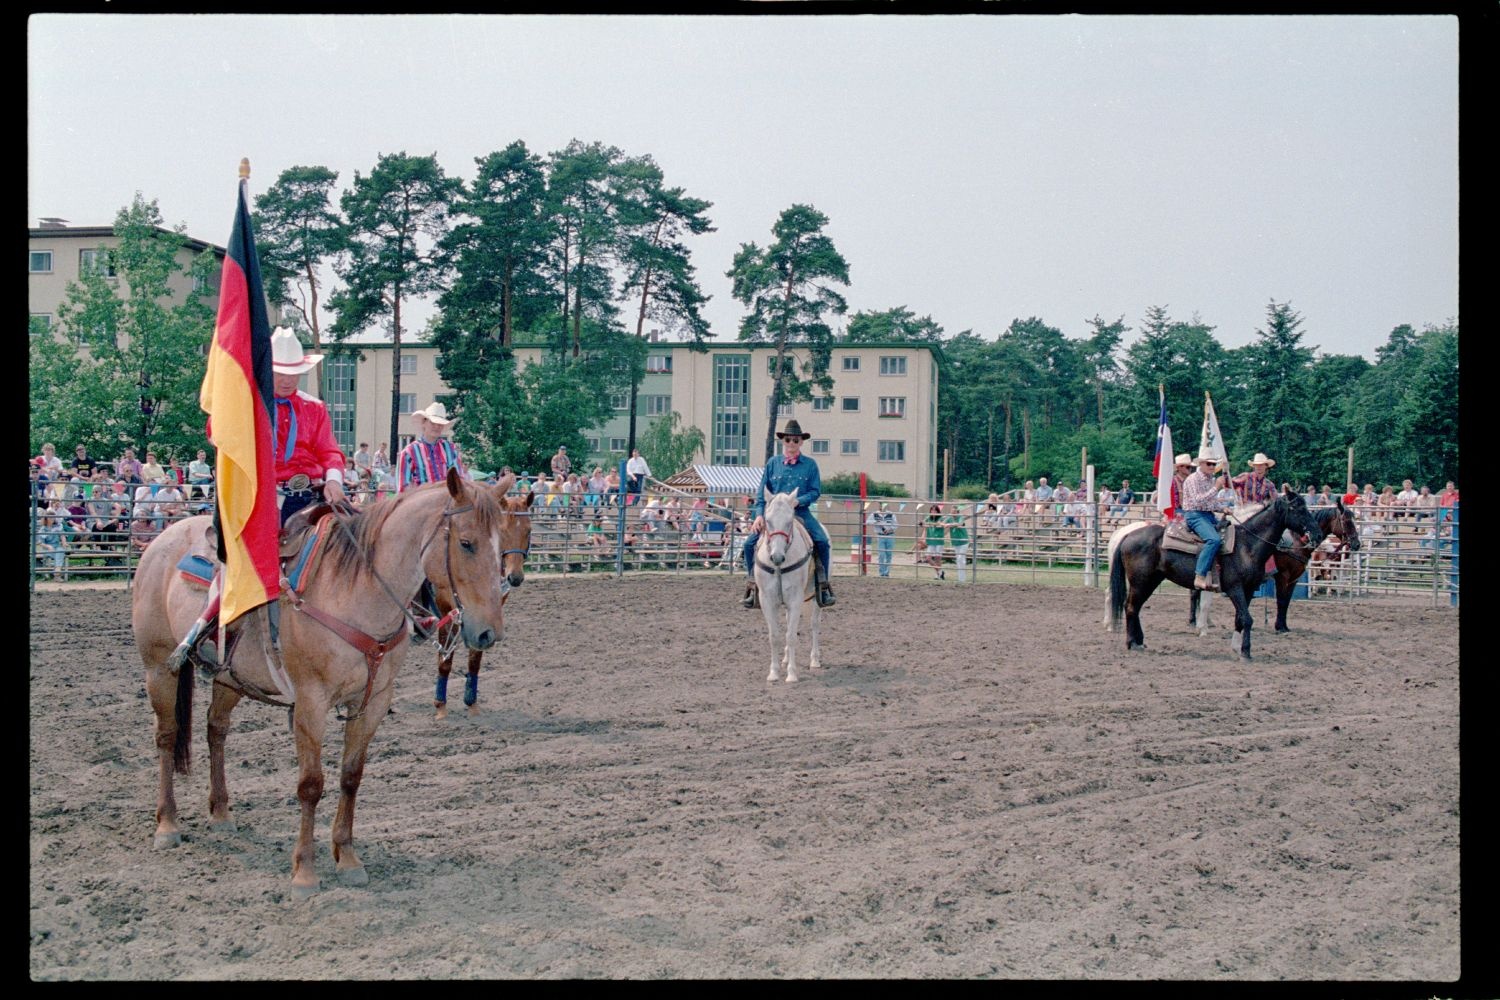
[
  {"xmin": 34, "ymin": 194, "xmax": 216, "ymax": 461},
  {"xmin": 844, "ymin": 306, "xmax": 943, "ymax": 343},
  {"xmin": 820, "ymin": 473, "xmax": 909, "ymax": 498},
  {"xmin": 252, "ymin": 164, "xmax": 345, "ymax": 351},
  {"xmin": 947, "ymin": 482, "xmax": 991, "ymax": 500},
  {"xmin": 636, "ymin": 410, "xmax": 707, "ymax": 480},
  {"xmin": 452, "ymin": 353, "xmax": 615, "ymax": 475}
]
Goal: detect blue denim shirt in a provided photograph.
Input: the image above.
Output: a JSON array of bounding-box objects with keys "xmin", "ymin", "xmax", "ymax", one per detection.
[{"xmin": 751, "ymin": 454, "xmax": 822, "ymax": 518}]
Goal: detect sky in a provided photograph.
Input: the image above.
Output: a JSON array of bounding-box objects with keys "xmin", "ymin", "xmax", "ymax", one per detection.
[{"xmin": 29, "ymin": 13, "xmax": 1459, "ymax": 361}]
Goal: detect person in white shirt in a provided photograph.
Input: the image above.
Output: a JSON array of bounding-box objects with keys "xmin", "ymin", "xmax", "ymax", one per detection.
[
  {"xmin": 625, "ymin": 449, "xmax": 652, "ymax": 498},
  {"xmin": 866, "ymin": 502, "xmax": 898, "ymax": 578}
]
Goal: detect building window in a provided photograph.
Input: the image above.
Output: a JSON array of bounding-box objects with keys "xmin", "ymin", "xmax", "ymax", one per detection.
[
  {"xmin": 321, "ymin": 354, "xmax": 358, "ymax": 454},
  {"xmin": 810, "ymin": 439, "xmax": 830, "ymax": 455},
  {"xmin": 712, "ymin": 354, "xmax": 751, "ymax": 465},
  {"xmin": 646, "ymin": 354, "xmax": 672, "ymax": 373},
  {"xmin": 29, "ymin": 314, "xmax": 51, "ymax": 337},
  {"xmin": 878, "ymin": 396, "xmax": 906, "ymax": 418},
  {"xmin": 399, "ymin": 355, "xmax": 417, "ymax": 375},
  {"xmin": 878, "ymin": 440, "xmax": 906, "ymax": 462},
  {"xmin": 587, "ymin": 437, "xmax": 601, "ymax": 453},
  {"xmin": 840, "ymin": 439, "xmax": 860, "ymax": 456},
  {"xmin": 609, "ymin": 437, "xmax": 628, "ymax": 453},
  {"xmin": 79, "ymin": 248, "xmax": 115, "ymax": 278},
  {"xmin": 811, "ymin": 396, "xmax": 832, "ymax": 412},
  {"xmin": 841, "ymin": 397, "xmax": 860, "ymax": 412},
  {"xmin": 609, "ymin": 393, "xmax": 630, "ymax": 411},
  {"xmin": 769, "ymin": 396, "xmax": 793, "ymax": 418},
  {"xmin": 398, "ymin": 393, "xmax": 416, "ymax": 414},
  {"xmin": 29, "ymin": 251, "xmax": 53, "ymax": 273},
  {"xmin": 841, "ymin": 356, "xmax": 860, "ymax": 372},
  {"xmin": 879, "ymin": 356, "xmax": 908, "ymax": 376},
  {"xmin": 644, "ymin": 394, "xmax": 672, "ymax": 416},
  {"xmin": 767, "ymin": 355, "xmax": 795, "ymax": 377}
]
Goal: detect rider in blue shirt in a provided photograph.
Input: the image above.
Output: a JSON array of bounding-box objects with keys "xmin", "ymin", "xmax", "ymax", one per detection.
[{"xmin": 742, "ymin": 420, "xmax": 836, "ymax": 609}]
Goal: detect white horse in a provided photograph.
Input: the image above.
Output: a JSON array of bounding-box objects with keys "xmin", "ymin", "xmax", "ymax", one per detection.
[
  {"xmin": 754, "ymin": 488, "xmax": 822, "ymax": 683},
  {"xmin": 1102, "ymin": 520, "xmax": 1215, "ymax": 636}
]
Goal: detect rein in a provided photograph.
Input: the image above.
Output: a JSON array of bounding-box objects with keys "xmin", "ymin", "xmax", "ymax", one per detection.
[
  {"xmin": 290, "ymin": 495, "xmax": 474, "ymax": 720},
  {"xmin": 1236, "ymin": 500, "xmax": 1317, "ymax": 557},
  {"xmin": 754, "ymin": 521, "xmax": 811, "ymax": 576}
]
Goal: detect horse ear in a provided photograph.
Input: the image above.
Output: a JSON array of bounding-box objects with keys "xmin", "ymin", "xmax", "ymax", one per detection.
[
  {"xmin": 525, "ymin": 488, "xmax": 538, "ymax": 509},
  {"xmin": 764, "ymin": 485, "xmax": 775, "ymax": 504},
  {"xmin": 788, "ymin": 487, "xmax": 799, "ymax": 503},
  {"xmin": 493, "ymin": 472, "xmax": 516, "ymax": 495},
  {"xmin": 446, "ymin": 465, "xmax": 464, "ymax": 499}
]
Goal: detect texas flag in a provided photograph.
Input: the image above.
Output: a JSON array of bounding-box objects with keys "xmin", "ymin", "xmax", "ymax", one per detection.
[
  {"xmin": 198, "ymin": 164, "xmax": 280, "ymax": 626},
  {"xmin": 1153, "ymin": 389, "xmax": 1175, "ymax": 520}
]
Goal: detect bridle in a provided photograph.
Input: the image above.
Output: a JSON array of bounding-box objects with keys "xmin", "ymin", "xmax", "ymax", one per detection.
[
  {"xmin": 755, "ymin": 503, "xmax": 811, "ymax": 576},
  {"xmin": 1239, "ymin": 496, "xmax": 1322, "ymax": 554}
]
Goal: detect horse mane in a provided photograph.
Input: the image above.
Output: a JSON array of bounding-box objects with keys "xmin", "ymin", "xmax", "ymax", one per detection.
[{"xmin": 318, "ymin": 479, "xmax": 505, "ymax": 583}]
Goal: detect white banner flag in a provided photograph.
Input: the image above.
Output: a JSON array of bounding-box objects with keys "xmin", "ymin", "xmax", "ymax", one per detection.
[{"xmin": 1201, "ymin": 392, "xmax": 1229, "ymax": 471}]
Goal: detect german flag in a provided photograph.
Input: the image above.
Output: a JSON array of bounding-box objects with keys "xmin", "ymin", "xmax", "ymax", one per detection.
[{"xmin": 199, "ymin": 165, "xmax": 279, "ymax": 625}]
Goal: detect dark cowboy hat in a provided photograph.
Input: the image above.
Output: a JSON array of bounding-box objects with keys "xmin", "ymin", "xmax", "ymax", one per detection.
[{"xmin": 775, "ymin": 419, "xmax": 811, "ymax": 441}]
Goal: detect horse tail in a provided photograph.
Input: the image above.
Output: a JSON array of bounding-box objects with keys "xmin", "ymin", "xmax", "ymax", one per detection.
[
  {"xmin": 1108, "ymin": 545, "xmax": 1127, "ymax": 631},
  {"xmin": 173, "ymin": 656, "xmax": 194, "ymax": 775}
]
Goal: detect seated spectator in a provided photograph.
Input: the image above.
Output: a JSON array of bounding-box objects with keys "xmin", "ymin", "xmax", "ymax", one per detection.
[
  {"xmin": 140, "ymin": 451, "xmax": 166, "ymax": 488},
  {"xmin": 130, "ymin": 514, "xmax": 161, "ymax": 554},
  {"xmin": 187, "ymin": 449, "xmax": 214, "ymax": 498},
  {"xmin": 1437, "ymin": 481, "xmax": 1459, "ymax": 508},
  {"xmin": 689, "ymin": 497, "xmax": 709, "ymax": 541},
  {"xmin": 70, "ymin": 444, "xmax": 97, "ymax": 480},
  {"xmin": 116, "ymin": 447, "xmax": 143, "ymax": 484},
  {"xmin": 1097, "ymin": 485, "xmax": 1113, "ymax": 513},
  {"xmin": 1316, "ymin": 484, "xmax": 1332, "ymax": 507},
  {"xmin": 1357, "ymin": 484, "xmax": 1377, "ymax": 510},
  {"xmin": 639, "ymin": 497, "xmax": 662, "ymax": 533},
  {"xmin": 1413, "ymin": 485, "xmax": 1438, "ymax": 517},
  {"xmin": 586, "ymin": 512, "xmax": 610, "ymax": 552},
  {"xmin": 1376, "ymin": 485, "xmax": 1398, "ymax": 519},
  {"xmin": 1032, "ymin": 477, "xmax": 1052, "ymax": 515},
  {"xmin": 151, "ymin": 478, "xmax": 185, "ymax": 526},
  {"xmin": 661, "ymin": 496, "xmax": 683, "ymax": 530},
  {"xmin": 979, "ymin": 493, "xmax": 1002, "ymax": 531},
  {"xmin": 1054, "ymin": 481, "xmax": 1073, "ymax": 512},
  {"xmin": 36, "ymin": 443, "xmax": 64, "ymax": 480},
  {"xmin": 604, "ymin": 469, "xmax": 621, "ymax": 505},
  {"xmin": 1064, "ymin": 491, "xmax": 1088, "ymax": 529},
  {"xmin": 585, "ymin": 467, "xmax": 607, "ymax": 506},
  {"xmin": 1395, "ymin": 479, "xmax": 1419, "ymax": 516},
  {"xmin": 563, "ymin": 472, "xmax": 582, "ymax": 510},
  {"xmin": 1304, "ymin": 484, "xmax": 1319, "ymax": 507}
]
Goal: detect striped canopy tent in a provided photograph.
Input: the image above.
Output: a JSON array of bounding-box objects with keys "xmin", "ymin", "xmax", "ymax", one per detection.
[{"xmin": 662, "ymin": 464, "xmax": 765, "ymax": 496}]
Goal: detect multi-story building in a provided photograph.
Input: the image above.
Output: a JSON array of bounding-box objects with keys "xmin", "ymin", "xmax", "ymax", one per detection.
[
  {"xmin": 28, "ymin": 218, "xmax": 228, "ymax": 343},
  {"xmin": 327, "ymin": 336, "xmax": 451, "ymax": 457}
]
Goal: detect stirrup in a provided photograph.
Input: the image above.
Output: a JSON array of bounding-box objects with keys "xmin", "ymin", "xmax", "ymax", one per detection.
[
  {"xmin": 817, "ymin": 585, "xmax": 836, "ymax": 608},
  {"xmin": 742, "ymin": 583, "xmax": 760, "ymax": 609}
]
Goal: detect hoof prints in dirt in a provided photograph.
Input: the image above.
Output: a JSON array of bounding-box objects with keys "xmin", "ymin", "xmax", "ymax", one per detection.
[{"xmin": 30, "ymin": 581, "xmax": 1459, "ymax": 979}]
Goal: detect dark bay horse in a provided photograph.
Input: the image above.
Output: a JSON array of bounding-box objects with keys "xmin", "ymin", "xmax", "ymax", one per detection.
[
  {"xmin": 1107, "ymin": 488, "xmax": 1323, "ymax": 660},
  {"xmin": 1189, "ymin": 498, "xmax": 1361, "ymax": 634},
  {"xmin": 431, "ymin": 484, "xmax": 535, "ymax": 719},
  {"xmin": 133, "ymin": 468, "xmax": 514, "ymax": 897}
]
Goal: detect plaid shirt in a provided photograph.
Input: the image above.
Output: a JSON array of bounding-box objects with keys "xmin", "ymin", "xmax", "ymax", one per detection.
[{"xmin": 1180, "ymin": 470, "xmax": 1228, "ymax": 512}]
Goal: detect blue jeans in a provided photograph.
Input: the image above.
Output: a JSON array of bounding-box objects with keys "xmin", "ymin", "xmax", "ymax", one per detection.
[
  {"xmin": 744, "ymin": 508, "xmax": 830, "ymax": 580},
  {"xmin": 1185, "ymin": 510, "xmax": 1221, "ymax": 576},
  {"xmin": 876, "ymin": 534, "xmax": 894, "ymax": 577}
]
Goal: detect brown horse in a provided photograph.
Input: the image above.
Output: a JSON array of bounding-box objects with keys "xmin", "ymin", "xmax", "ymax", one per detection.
[
  {"xmin": 132, "ymin": 467, "xmax": 513, "ymax": 897},
  {"xmin": 1189, "ymin": 498, "xmax": 1361, "ymax": 634},
  {"xmin": 431, "ymin": 486, "xmax": 536, "ymax": 719}
]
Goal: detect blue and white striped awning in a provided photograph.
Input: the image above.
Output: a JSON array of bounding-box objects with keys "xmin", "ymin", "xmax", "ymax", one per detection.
[{"xmin": 666, "ymin": 464, "xmax": 765, "ymax": 494}]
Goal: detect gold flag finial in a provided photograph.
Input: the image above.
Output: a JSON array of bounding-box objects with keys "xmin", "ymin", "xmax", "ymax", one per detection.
[{"xmin": 239, "ymin": 158, "xmax": 251, "ymax": 180}]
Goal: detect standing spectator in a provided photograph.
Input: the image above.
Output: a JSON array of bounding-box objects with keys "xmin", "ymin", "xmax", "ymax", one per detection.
[
  {"xmin": 626, "ymin": 448, "xmax": 651, "ymax": 498},
  {"xmin": 186, "ymin": 449, "xmax": 213, "ymax": 499},
  {"xmin": 945, "ymin": 503, "xmax": 971, "ymax": 582},
  {"xmin": 397, "ymin": 402, "xmax": 465, "ymax": 493},
  {"xmin": 140, "ymin": 450, "xmax": 166, "ymax": 489},
  {"xmin": 924, "ymin": 504, "xmax": 947, "ymax": 580},
  {"xmin": 1111, "ymin": 478, "xmax": 1134, "ymax": 516},
  {"xmin": 352, "ymin": 442, "xmax": 372, "ymax": 482},
  {"xmin": 36, "ymin": 510, "xmax": 69, "ymax": 578},
  {"xmin": 550, "ymin": 445, "xmax": 572, "ymax": 481},
  {"xmin": 1232, "ymin": 453, "xmax": 1278, "ymax": 505},
  {"xmin": 70, "ymin": 444, "xmax": 96, "ymax": 480},
  {"xmin": 689, "ymin": 496, "xmax": 708, "ymax": 541},
  {"xmin": 116, "ymin": 447, "xmax": 143, "ymax": 484},
  {"xmin": 867, "ymin": 502, "xmax": 898, "ymax": 577}
]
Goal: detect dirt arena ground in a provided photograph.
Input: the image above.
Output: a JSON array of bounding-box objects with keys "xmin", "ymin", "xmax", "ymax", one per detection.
[{"xmin": 30, "ymin": 575, "xmax": 1461, "ymax": 981}]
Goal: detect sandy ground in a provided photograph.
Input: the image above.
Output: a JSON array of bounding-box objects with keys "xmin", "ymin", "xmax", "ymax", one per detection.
[{"xmin": 30, "ymin": 576, "xmax": 1460, "ymax": 980}]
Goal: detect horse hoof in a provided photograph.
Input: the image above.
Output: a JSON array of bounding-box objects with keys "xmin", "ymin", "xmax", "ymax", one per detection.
[
  {"xmin": 153, "ymin": 830, "xmax": 181, "ymax": 850},
  {"xmin": 466, "ymin": 703, "xmax": 480, "ymax": 717},
  {"xmin": 207, "ymin": 818, "xmax": 236, "ymax": 834},
  {"xmin": 336, "ymin": 865, "xmax": 369, "ymax": 887},
  {"xmin": 434, "ymin": 703, "xmax": 448, "ymax": 721},
  {"xmin": 809, "ymin": 660, "xmax": 821, "ymax": 672},
  {"xmin": 786, "ymin": 675, "xmax": 799, "ymax": 684},
  {"xmin": 289, "ymin": 879, "xmax": 321, "ymax": 900}
]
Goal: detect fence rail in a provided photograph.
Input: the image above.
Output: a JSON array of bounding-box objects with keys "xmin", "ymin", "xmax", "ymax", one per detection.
[{"xmin": 27, "ymin": 481, "xmax": 1459, "ymax": 608}]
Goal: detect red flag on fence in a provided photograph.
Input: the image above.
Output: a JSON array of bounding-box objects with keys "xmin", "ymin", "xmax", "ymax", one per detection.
[{"xmin": 199, "ymin": 162, "xmax": 280, "ymax": 626}]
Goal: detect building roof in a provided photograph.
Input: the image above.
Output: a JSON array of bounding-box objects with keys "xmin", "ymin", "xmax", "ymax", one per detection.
[
  {"xmin": 28, "ymin": 224, "xmax": 227, "ymax": 259},
  {"xmin": 663, "ymin": 464, "xmax": 766, "ymax": 494}
]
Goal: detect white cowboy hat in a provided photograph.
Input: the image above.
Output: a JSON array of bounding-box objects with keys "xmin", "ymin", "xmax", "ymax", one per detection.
[
  {"xmin": 1247, "ymin": 452, "xmax": 1277, "ymax": 468},
  {"xmin": 1174, "ymin": 453, "xmax": 1193, "ymax": 467},
  {"xmin": 270, "ymin": 327, "xmax": 323, "ymax": 375},
  {"xmin": 413, "ymin": 401, "xmax": 455, "ymax": 426},
  {"xmin": 1194, "ymin": 449, "xmax": 1219, "ymax": 464}
]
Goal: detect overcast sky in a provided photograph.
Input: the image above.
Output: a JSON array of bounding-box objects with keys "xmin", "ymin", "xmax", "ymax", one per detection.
[{"xmin": 29, "ymin": 13, "xmax": 1458, "ymax": 360}]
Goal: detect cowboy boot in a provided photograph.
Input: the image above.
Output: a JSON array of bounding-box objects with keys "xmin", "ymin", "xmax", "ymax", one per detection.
[
  {"xmin": 816, "ymin": 562, "xmax": 836, "ymax": 608},
  {"xmin": 742, "ymin": 580, "xmax": 760, "ymax": 609}
]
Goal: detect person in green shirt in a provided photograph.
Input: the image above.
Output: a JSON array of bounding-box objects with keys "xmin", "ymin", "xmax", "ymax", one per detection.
[
  {"xmin": 944, "ymin": 505, "xmax": 971, "ymax": 582},
  {"xmin": 925, "ymin": 505, "xmax": 947, "ymax": 580}
]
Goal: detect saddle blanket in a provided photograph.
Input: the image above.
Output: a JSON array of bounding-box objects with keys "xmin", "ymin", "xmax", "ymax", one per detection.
[{"xmin": 176, "ymin": 553, "xmax": 216, "ymax": 588}]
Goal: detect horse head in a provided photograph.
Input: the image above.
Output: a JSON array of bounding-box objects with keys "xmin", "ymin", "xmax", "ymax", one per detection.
[
  {"xmin": 1331, "ymin": 496, "xmax": 1362, "ymax": 551},
  {"xmin": 1280, "ymin": 486, "xmax": 1323, "ymax": 548},
  {"xmin": 496, "ymin": 473, "xmax": 535, "ymax": 591},
  {"xmin": 763, "ymin": 487, "xmax": 799, "ymax": 566},
  {"xmin": 434, "ymin": 466, "xmax": 512, "ymax": 651}
]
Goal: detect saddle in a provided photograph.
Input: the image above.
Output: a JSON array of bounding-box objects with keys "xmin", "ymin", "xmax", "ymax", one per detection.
[{"xmin": 1161, "ymin": 517, "xmax": 1236, "ymax": 557}]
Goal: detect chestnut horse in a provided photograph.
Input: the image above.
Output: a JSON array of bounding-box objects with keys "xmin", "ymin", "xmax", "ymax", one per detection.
[
  {"xmin": 431, "ymin": 486, "xmax": 536, "ymax": 718},
  {"xmin": 1188, "ymin": 498, "xmax": 1361, "ymax": 634},
  {"xmin": 1107, "ymin": 488, "xmax": 1323, "ymax": 660},
  {"xmin": 132, "ymin": 468, "xmax": 514, "ymax": 897}
]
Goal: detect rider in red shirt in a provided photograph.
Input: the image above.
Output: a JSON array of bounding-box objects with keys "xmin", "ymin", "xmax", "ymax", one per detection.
[{"xmin": 168, "ymin": 330, "xmax": 347, "ymax": 670}]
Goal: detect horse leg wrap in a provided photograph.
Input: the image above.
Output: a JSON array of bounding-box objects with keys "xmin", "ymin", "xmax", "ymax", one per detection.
[
  {"xmin": 434, "ymin": 674, "xmax": 449, "ymax": 706},
  {"xmin": 463, "ymin": 672, "xmax": 479, "ymax": 708}
]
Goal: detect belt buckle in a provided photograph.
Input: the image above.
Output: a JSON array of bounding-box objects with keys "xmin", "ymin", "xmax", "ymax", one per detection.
[{"xmin": 285, "ymin": 474, "xmax": 312, "ymax": 492}]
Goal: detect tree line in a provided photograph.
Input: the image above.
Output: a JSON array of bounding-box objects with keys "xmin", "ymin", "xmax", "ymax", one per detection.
[{"xmin": 29, "ymin": 141, "xmax": 1457, "ymax": 494}]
